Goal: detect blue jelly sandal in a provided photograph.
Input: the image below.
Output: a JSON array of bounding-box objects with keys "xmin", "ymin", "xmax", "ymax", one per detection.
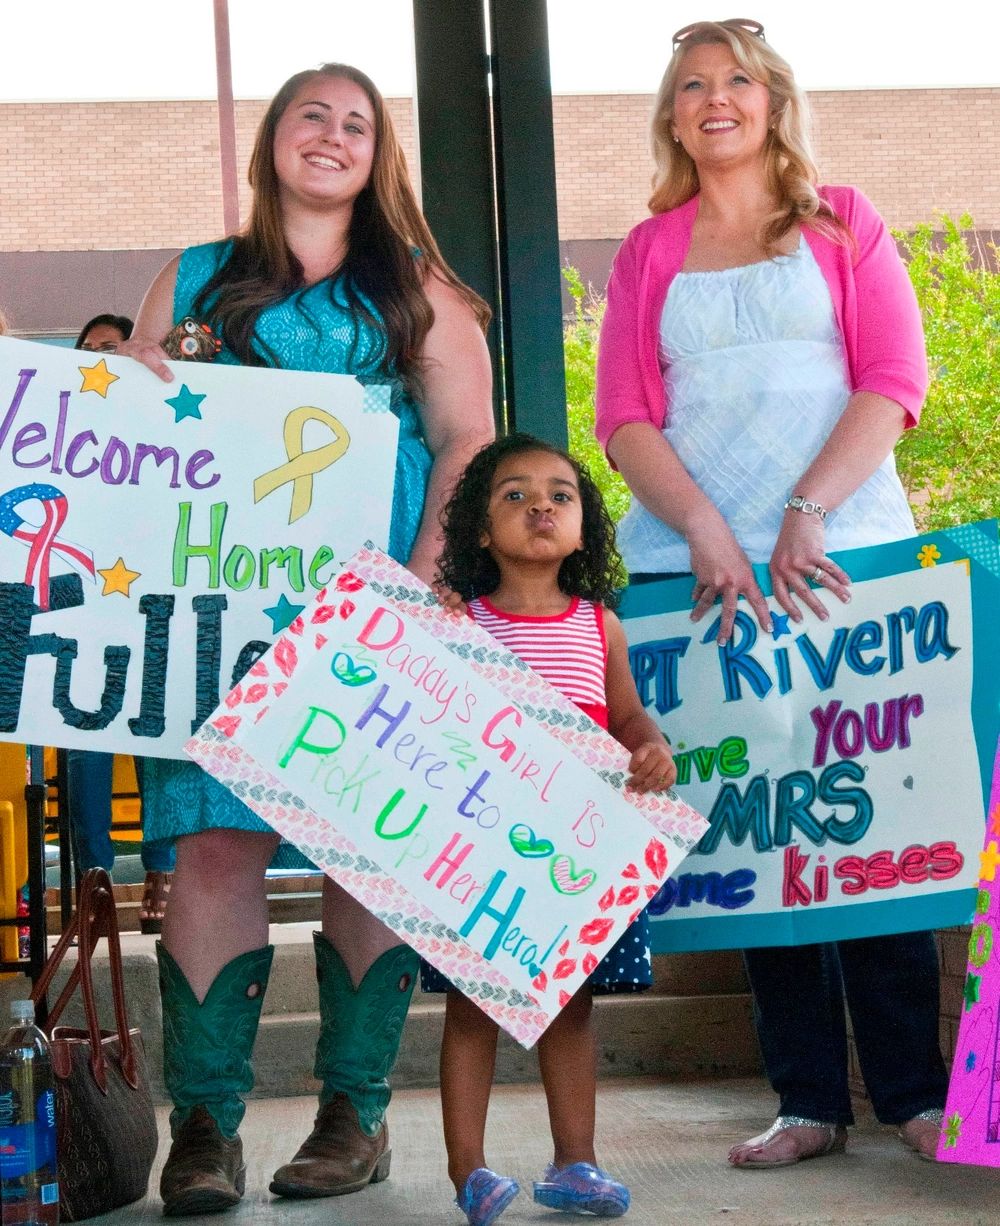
[
  {"xmin": 532, "ymin": 1162, "xmax": 630, "ymax": 1217},
  {"xmin": 456, "ymin": 1167, "xmax": 520, "ymax": 1226}
]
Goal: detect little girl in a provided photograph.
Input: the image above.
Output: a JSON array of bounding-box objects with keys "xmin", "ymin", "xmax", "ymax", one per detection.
[{"xmin": 427, "ymin": 433, "xmax": 677, "ymax": 1224}]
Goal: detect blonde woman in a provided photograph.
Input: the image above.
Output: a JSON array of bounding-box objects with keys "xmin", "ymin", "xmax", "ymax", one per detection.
[
  {"xmin": 120, "ymin": 63, "xmax": 494, "ymax": 1213},
  {"xmin": 596, "ymin": 20, "xmax": 945, "ymax": 1166}
]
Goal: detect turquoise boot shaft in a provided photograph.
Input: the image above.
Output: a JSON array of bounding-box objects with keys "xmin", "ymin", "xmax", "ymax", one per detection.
[
  {"xmin": 313, "ymin": 934, "xmax": 418, "ymax": 1135},
  {"xmin": 157, "ymin": 942, "xmax": 274, "ymax": 1139}
]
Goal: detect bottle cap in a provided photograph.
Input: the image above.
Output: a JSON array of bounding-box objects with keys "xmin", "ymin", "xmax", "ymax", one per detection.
[{"xmin": 10, "ymin": 999, "xmax": 35, "ymax": 1022}]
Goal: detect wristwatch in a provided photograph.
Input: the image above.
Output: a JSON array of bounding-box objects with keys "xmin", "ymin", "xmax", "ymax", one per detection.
[{"xmin": 784, "ymin": 494, "xmax": 827, "ymax": 521}]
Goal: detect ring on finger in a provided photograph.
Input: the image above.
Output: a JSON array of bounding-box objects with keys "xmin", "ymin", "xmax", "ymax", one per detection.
[{"xmin": 810, "ymin": 566, "xmax": 825, "ymax": 584}]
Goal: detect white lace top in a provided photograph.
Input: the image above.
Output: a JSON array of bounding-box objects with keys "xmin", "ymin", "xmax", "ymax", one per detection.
[{"xmin": 616, "ymin": 238, "xmax": 916, "ymax": 573}]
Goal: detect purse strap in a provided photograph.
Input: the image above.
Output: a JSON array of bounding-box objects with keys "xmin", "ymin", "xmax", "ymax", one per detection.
[{"xmin": 31, "ymin": 867, "xmax": 140, "ymax": 1092}]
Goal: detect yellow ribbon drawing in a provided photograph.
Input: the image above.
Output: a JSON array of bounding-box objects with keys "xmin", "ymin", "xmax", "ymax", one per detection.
[{"xmin": 253, "ymin": 406, "xmax": 351, "ymax": 524}]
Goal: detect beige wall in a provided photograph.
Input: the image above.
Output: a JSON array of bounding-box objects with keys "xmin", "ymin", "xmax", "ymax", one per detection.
[
  {"xmin": 552, "ymin": 88, "xmax": 1000, "ymax": 240},
  {"xmin": 1, "ymin": 88, "xmax": 997, "ymax": 255},
  {"xmin": 0, "ymin": 98, "xmax": 416, "ymax": 253}
]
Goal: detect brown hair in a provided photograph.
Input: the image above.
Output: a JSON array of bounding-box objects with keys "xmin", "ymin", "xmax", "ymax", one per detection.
[
  {"xmin": 193, "ymin": 63, "xmax": 490, "ymax": 394},
  {"xmin": 649, "ymin": 23, "xmax": 850, "ymax": 252}
]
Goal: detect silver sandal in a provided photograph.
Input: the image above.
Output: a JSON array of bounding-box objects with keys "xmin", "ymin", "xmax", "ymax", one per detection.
[
  {"xmin": 898, "ymin": 1108, "xmax": 943, "ymax": 1161},
  {"xmin": 729, "ymin": 1115, "xmax": 848, "ymax": 1169}
]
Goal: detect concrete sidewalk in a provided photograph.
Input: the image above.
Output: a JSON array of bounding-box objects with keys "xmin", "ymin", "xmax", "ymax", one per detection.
[{"xmin": 101, "ymin": 1078, "xmax": 997, "ymax": 1226}]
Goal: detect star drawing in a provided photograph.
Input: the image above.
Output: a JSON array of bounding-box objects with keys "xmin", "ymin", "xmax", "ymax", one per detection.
[
  {"xmin": 979, "ymin": 840, "xmax": 1000, "ymax": 883},
  {"xmin": 97, "ymin": 557, "xmax": 141, "ymax": 597},
  {"xmin": 165, "ymin": 384, "xmax": 207, "ymax": 423},
  {"xmin": 963, "ymin": 971, "xmax": 981, "ymax": 1012},
  {"xmin": 78, "ymin": 358, "xmax": 119, "ymax": 398},
  {"xmin": 943, "ymin": 1112, "xmax": 962, "ymax": 1149},
  {"xmin": 263, "ymin": 593, "xmax": 305, "ymax": 634},
  {"xmin": 770, "ymin": 613, "xmax": 791, "ymax": 639},
  {"xmin": 966, "ymin": 1050, "xmax": 977, "ymax": 1073}
]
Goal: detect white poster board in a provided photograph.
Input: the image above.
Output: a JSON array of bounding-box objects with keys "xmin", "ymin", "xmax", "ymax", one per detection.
[
  {"xmin": 619, "ymin": 524, "xmax": 1000, "ymax": 950},
  {"xmin": 0, "ymin": 337, "xmax": 398, "ymax": 757},
  {"xmin": 187, "ymin": 547, "xmax": 708, "ymax": 1044}
]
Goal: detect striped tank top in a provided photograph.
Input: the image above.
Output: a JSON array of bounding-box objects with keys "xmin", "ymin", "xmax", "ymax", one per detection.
[{"xmin": 468, "ymin": 595, "xmax": 609, "ymax": 729}]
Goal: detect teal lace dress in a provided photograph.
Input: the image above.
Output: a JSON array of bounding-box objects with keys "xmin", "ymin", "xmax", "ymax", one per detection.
[{"xmin": 142, "ymin": 241, "xmax": 432, "ymax": 864}]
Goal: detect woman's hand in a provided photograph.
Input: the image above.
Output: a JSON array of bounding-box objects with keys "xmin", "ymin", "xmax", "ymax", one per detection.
[
  {"xmin": 118, "ymin": 253, "xmax": 182, "ymax": 383},
  {"xmin": 115, "ymin": 335, "xmax": 174, "ymax": 383},
  {"xmin": 688, "ymin": 518, "xmax": 772, "ymax": 644},
  {"xmin": 625, "ymin": 741, "xmax": 677, "ymax": 793},
  {"xmin": 769, "ymin": 510, "xmax": 851, "ymax": 624}
]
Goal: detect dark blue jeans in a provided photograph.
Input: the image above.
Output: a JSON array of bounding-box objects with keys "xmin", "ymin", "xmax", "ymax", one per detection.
[
  {"xmin": 66, "ymin": 751, "xmax": 175, "ymax": 873},
  {"xmin": 743, "ymin": 932, "xmax": 948, "ymax": 1126}
]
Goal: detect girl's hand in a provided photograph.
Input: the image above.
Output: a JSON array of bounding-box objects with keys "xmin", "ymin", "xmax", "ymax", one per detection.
[
  {"xmin": 687, "ymin": 519, "xmax": 772, "ymax": 643},
  {"xmin": 769, "ymin": 510, "xmax": 851, "ymax": 625},
  {"xmin": 433, "ymin": 581, "xmax": 468, "ymax": 618},
  {"xmin": 625, "ymin": 741, "xmax": 677, "ymax": 794},
  {"xmin": 405, "ymin": 553, "xmax": 468, "ymax": 617},
  {"xmin": 116, "ymin": 335, "xmax": 174, "ymax": 383}
]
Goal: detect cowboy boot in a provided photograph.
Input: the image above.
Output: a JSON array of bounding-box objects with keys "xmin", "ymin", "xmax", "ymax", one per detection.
[
  {"xmin": 157, "ymin": 943, "xmax": 273, "ymax": 1216},
  {"xmin": 269, "ymin": 934, "xmax": 418, "ymax": 1198}
]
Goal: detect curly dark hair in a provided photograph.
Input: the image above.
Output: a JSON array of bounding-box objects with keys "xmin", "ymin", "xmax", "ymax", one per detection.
[{"xmin": 437, "ymin": 433, "xmax": 626, "ymax": 608}]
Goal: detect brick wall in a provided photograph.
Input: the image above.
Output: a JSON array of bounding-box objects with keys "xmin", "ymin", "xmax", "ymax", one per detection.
[
  {"xmin": 0, "ymin": 97, "xmax": 416, "ymax": 253},
  {"xmin": 1, "ymin": 88, "xmax": 996, "ymax": 254},
  {"xmin": 552, "ymin": 88, "xmax": 1000, "ymax": 240}
]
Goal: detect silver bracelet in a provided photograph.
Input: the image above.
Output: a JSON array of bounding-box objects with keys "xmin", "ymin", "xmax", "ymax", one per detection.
[{"xmin": 784, "ymin": 494, "xmax": 827, "ymax": 521}]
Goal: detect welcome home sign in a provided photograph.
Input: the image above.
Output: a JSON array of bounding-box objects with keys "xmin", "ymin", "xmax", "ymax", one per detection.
[{"xmin": 0, "ymin": 336, "xmax": 398, "ymax": 757}]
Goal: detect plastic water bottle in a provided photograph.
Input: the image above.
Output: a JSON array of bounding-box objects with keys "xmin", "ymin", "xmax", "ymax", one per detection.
[{"xmin": 0, "ymin": 1000, "xmax": 58, "ymax": 1226}]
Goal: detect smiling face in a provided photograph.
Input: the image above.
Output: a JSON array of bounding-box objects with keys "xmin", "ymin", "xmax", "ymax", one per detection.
[
  {"xmin": 671, "ymin": 41, "xmax": 772, "ymax": 171},
  {"xmin": 272, "ymin": 73, "xmax": 376, "ymax": 212},
  {"xmin": 481, "ymin": 449, "xmax": 584, "ymax": 571}
]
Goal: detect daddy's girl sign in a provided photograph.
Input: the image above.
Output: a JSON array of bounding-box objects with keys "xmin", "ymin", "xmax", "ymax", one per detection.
[{"xmin": 186, "ymin": 547, "xmax": 707, "ymax": 1044}]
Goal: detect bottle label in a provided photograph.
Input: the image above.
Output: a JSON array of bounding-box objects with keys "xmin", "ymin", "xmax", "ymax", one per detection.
[{"xmin": 0, "ymin": 1090, "xmax": 57, "ymax": 1179}]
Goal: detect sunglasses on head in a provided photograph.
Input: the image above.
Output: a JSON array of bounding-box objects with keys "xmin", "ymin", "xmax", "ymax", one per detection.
[{"xmin": 672, "ymin": 17, "xmax": 765, "ymax": 49}]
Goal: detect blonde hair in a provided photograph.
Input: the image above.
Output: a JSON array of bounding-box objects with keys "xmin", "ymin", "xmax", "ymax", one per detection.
[{"xmin": 649, "ymin": 23, "xmax": 849, "ymax": 251}]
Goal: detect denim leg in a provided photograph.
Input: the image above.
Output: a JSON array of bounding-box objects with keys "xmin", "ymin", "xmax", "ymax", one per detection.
[
  {"xmin": 66, "ymin": 750, "xmax": 115, "ymax": 871},
  {"xmin": 133, "ymin": 757, "xmax": 177, "ymax": 873},
  {"xmin": 837, "ymin": 931, "xmax": 948, "ymax": 1124},
  {"xmin": 140, "ymin": 838, "xmax": 177, "ymax": 873},
  {"xmin": 743, "ymin": 943, "xmax": 854, "ymax": 1125}
]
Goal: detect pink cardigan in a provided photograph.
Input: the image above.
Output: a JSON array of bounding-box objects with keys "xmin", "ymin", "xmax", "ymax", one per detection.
[{"xmin": 595, "ymin": 186, "xmax": 927, "ymax": 458}]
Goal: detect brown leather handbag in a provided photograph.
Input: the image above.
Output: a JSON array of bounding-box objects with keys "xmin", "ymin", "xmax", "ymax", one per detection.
[{"xmin": 30, "ymin": 868, "xmax": 158, "ymax": 1221}]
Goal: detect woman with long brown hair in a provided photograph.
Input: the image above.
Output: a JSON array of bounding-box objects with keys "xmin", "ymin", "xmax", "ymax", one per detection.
[
  {"xmin": 120, "ymin": 63, "xmax": 493, "ymax": 1214},
  {"xmin": 596, "ymin": 20, "xmax": 946, "ymax": 1168}
]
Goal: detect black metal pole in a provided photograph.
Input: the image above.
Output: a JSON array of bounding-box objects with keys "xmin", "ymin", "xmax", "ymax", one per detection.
[
  {"xmin": 412, "ymin": 0, "xmax": 505, "ymax": 432},
  {"xmin": 488, "ymin": 0, "xmax": 567, "ymax": 446}
]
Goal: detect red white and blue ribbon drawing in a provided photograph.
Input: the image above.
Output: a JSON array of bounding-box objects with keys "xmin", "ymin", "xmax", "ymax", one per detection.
[{"xmin": 0, "ymin": 483, "xmax": 96, "ymax": 609}]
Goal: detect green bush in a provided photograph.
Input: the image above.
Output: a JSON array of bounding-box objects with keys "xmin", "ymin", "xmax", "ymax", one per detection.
[
  {"xmin": 894, "ymin": 217, "xmax": 1000, "ymax": 529},
  {"xmin": 563, "ymin": 217, "xmax": 1000, "ymax": 530},
  {"xmin": 563, "ymin": 266, "xmax": 630, "ymax": 523}
]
